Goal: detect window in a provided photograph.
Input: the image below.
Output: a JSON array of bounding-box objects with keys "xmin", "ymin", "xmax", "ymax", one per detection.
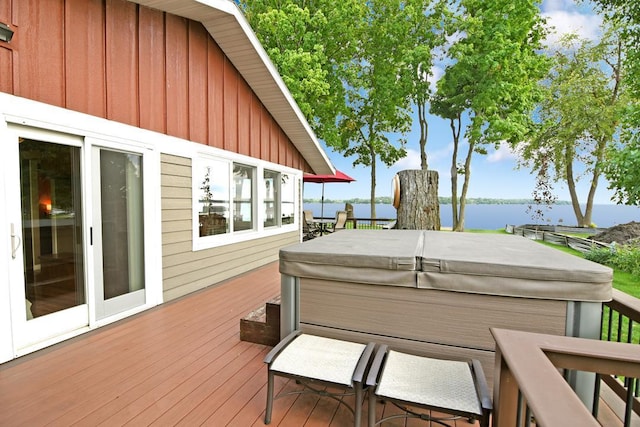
[
  {"xmin": 193, "ymin": 154, "xmax": 298, "ymax": 249},
  {"xmin": 264, "ymin": 170, "xmax": 279, "ymax": 228},
  {"xmin": 196, "ymin": 159, "xmax": 230, "ymax": 237},
  {"xmin": 232, "ymin": 163, "xmax": 255, "ymax": 232},
  {"xmin": 281, "ymin": 173, "xmax": 295, "ymax": 225}
]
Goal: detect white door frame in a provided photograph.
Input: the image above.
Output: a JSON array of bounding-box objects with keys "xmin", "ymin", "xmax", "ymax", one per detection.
[
  {"xmin": 90, "ymin": 142, "xmax": 149, "ymax": 320},
  {"xmin": 0, "ymin": 95, "xmax": 163, "ymax": 360},
  {"xmin": 6, "ymin": 125, "xmax": 90, "ymax": 355},
  {"xmin": 0, "ymin": 119, "xmax": 15, "ymax": 363}
]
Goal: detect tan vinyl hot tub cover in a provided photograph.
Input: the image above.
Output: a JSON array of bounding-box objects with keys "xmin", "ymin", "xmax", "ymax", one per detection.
[
  {"xmin": 279, "ymin": 229, "xmax": 423, "ymax": 287},
  {"xmin": 417, "ymin": 231, "xmax": 612, "ymax": 302},
  {"xmin": 279, "ymin": 229, "xmax": 612, "ymax": 302}
]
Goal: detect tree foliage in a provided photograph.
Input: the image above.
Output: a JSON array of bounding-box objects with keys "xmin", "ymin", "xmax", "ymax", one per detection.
[
  {"xmin": 396, "ymin": 0, "xmax": 449, "ymax": 170},
  {"xmin": 239, "ymin": 0, "xmax": 362, "ymax": 146},
  {"xmin": 519, "ymin": 27, "xmax": 628, "ymax": 225},
  {"xmin": 336, "ymin": 0, "xmax": 421, "ymax": 217},
  {"xmin": 605, "ymin": 122, "xmax": 640, "ymax": 205},
  {"xmin": 588, "ymin": 0, "xmax": 640, "ymax": 205},
  {"xmin": 242, "ymin": 0, "xmax": 439, "ymax": 217},
  {"xmin": 431, "ymin": 0, "xmax": 549, "ymax": 231}
]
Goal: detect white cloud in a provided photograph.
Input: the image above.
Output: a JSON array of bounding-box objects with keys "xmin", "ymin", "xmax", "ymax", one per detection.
[
  {"xmin": 541, "ymin": 0, "xmax": 578, "ymax": 13},
  {"xmin": 393, "ymin": 142, "xmax": 454, "ymax": 170},
  {"xmin": 540, "ymin": 0, "xmax": 602, "ymax": 47},
  {"xmin": 429, "ymin": 65, "xmax": 445, "ymax": 92},
  {"xmin": 487, "ymin": 142, "xmax": 519, "ymax": 163},
  {"xmin": 543, "ymin": 10, "xmax": 602, "ymax": 46},
  {"xmin": 394, "ymin": 148, "xmax": 422, "ymax": 169},
  {"xmin": 429, "ymin": 141, "xmax": 454, "ymax": 165}
]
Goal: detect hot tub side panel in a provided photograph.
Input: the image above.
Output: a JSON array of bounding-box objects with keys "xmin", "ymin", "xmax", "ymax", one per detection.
[{"xmin": 298, "ymin": 277, "xmax": 568, "ymax": 388}]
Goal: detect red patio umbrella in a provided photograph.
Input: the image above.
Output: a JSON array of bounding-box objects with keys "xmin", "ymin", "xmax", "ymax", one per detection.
[{"xmin": 303, "ymin": 169, "xmax": 355, "ymax": 218}]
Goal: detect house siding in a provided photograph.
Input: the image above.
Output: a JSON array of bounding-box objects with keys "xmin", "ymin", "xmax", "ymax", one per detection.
[
  {"xmin": 0, "ymin": 0, "xmax": 318, "ymax": 361},
  {"xmin": 160, "ymin": 154, "xmax": 299, "ymax": 301},
  {"xmin": 0, "ymin": 0, "xmax": 312, "ymax": 172}
]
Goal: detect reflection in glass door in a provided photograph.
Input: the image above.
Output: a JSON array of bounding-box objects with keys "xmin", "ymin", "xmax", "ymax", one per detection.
[
  {"xmin": 94, "ymin": 148, "xmax": 145, "ymax": 319},
  {"xmin": 20, "ymin": 139, "xmax": 85, "ymax": 320}
]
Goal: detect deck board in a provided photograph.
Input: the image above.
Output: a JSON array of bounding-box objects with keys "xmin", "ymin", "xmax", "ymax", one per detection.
[{"xmin": 1, "ymin": 261, "xmax": 619, "ymax": 426}]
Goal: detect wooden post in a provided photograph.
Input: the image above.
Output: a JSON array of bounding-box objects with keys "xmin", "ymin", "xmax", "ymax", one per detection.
[{"xmin": 395, "ymin": 170, "xmax": 440, "ymax": 230}]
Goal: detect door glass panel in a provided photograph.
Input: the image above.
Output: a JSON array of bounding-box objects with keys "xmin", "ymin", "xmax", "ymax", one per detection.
[
  {"xmin": 20, "ymin": 139, "xmax": 85, "ymax": 319},
  {"xmin": 100, "ymin": 150, "xmax": 145, "ymax": 300}
]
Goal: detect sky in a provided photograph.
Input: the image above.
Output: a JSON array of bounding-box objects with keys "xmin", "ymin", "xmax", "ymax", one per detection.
[{"xmin": 303, "ymin": 0, "xmax": 618, "ymax": 205}]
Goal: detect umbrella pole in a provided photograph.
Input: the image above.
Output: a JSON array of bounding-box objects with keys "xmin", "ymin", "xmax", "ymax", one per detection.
[{"xmin": 321, "ymin": 183, "xmax": 325, "ymax": 218}]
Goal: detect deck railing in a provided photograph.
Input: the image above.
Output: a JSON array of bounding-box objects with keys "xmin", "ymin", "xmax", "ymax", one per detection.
[
  {"xmin": 314, "ymin": 216, "xmax": 397, "ymax": 230},
  {"xmin": 507, "ymin": 224, "xmax": 610, "ymax": 253},
  {"xmin": 492, "ymin": 289, "xmax": 640, "ymax": 427},
  {"xmin": 599, "ymin": 289, "xmax": 640, "ymax": 423}
]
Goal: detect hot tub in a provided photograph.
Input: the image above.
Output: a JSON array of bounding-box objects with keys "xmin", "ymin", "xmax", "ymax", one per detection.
[{"xmin": 279, "ymin": 230, "xmax": 612, "ymax": 405}]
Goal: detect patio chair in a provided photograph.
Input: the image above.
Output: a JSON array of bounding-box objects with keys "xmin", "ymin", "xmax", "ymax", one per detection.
[
  {"xmin": 327, "ymin": 210, "xmax": 348, "ymax": 233},
  {"xmin": 366, "ymin": 345, "xmax": 492, "ymax": 427},
  {"xmin": 302, "ymin": 210, "xmax": 320, "ymax": 240},
  {"xmin": 264, "ymin": 331, "xmax": 375, "ymax": 426}
]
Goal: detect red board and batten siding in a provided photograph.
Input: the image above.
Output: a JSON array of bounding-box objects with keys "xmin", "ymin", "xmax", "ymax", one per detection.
[{"xmin": 0, "ymin": 0, "xmax": 311, "ymax": 172}]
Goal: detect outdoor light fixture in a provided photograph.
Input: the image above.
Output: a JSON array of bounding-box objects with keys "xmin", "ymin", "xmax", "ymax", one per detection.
[{"xmin": 0, "ymin": 22, "xmax": 14, "ymax": 43}]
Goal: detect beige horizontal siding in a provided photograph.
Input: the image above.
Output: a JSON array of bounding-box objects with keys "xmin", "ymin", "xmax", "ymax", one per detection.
[{"xmin": 160, "ymin": 153, "xmax": 300, "ymax": 302}]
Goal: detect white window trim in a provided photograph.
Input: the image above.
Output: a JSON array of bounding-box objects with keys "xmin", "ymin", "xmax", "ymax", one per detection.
[{"xmin": 192, "ymin": 151, "xmax": 300, "ymax": 251}]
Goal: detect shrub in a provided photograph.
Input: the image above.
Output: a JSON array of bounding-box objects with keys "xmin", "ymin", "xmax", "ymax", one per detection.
[
  {"xmin": 585, "ymin": 244, "xmax": 640, "ymax": 277},
  {"xmin": 584, "ymin": 247, "xmax": 615, "ymax": 265},
  {"xmin": 612, "ymin": 245, "xmax": 640, "ymax": 277}
]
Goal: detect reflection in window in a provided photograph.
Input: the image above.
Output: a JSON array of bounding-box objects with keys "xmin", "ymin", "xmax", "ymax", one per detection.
[
  {"xmin": 197, "ymin": 160, "xmax": 229, "ymax": 237},
  {"xmin": 19, "ymin": 139, "xmax": 85, "ymax": 319},
  {"xmin": 264, "ymin": 170, "xmax": 279, "ymax": 228},
  {"xmin": 281, "ymin": 174, "xmax": 295, "ymax": 225},
  {"xmin": 233, "ymin": 163, "xmax": 255, "ymax": 232}
]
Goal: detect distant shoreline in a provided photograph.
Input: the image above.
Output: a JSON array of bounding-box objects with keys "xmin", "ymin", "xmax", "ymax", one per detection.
[
  {"xmin": 303, "ymin": 197, "xmax": 573, "ymax": 205},
  {"xmin": 303, "ymin": 202, "xmax": 640, "ymax": 229}
]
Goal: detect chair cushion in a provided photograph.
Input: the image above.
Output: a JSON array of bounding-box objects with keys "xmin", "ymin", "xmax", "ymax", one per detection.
[
  {"xmin": 376, "ymin": 350, "xmax": 482, "ymax": 415},
  {"xmin": 270, "ymin": 334, "xmax": 367, "ymax": 386}
]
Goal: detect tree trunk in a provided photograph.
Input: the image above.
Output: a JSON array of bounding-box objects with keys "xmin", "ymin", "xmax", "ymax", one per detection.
[
  {"xmin": 454, "ymin": 141, "xmax": 474, "ymax": 232},
  {"xmin": 418, "ymin": 102, "xmax": 428, "ymax": 170},
  {"xmin": 396, "ymin": 170, "xmax": 440, "ymax": 230},
  {"xmin": 565, "ymin": 148, "xmax": 586, "ymax": 227}
]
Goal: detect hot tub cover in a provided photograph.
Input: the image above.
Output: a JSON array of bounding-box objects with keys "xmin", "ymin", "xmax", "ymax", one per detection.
[
  {"xmin": 418, "ymin": 231, "xmax": 612, "ymax": 302},
  {"xmin": 280, "ymin": 230, "xmax": 612, "ymax": 301},
  {"xmin": 279, "ymin": 229, "xmax": 423, "ymax": 287}
]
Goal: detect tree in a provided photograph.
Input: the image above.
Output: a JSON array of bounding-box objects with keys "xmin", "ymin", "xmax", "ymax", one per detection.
[
  {"xmin": 243, "ymin": 0, "xmax": 416, "ymax": 218},
  {"xmin": 239, "ymin": 0, "xmax": 363, "ymax": 146},
  {"xmin": 519, "ymin": 27, "xmax": 627, "ymax": 226},
  {"xmin": 587, "ymin": 0, "xmax": 640, "ymax": 205},
  {"xmin": 338, "ymin": 0, "xmax": 417, "ymax": 218},
  {"xmin": 398, "ymin": 0, "xmax": 448, "ymax": 170},
  {"xmin": 605, "ymin": 134, "xmax": 640, "ymax": 205},
  {"xmin": 431, "ymin": 0, "xmax": 549, "ymax": 231}
]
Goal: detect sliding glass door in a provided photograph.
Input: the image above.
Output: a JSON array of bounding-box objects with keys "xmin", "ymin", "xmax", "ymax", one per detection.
[{"xmin": 8, "ymin": 134, "xmax": 149, "ymax": 352}]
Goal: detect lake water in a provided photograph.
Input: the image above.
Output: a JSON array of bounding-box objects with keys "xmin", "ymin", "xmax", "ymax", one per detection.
[{"xmin": 304, "ymin": 202, "xmax": 640, "ymax": 230}]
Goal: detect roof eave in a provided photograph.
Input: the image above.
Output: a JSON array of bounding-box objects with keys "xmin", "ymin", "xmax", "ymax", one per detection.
[{"xmin": 129, "ymin": 0, "xmax": 335, "ymax": 175}]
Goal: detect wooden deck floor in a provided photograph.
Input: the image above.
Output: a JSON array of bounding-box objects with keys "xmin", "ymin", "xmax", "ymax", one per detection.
[{"xmin": 0, "ymin": 262, "xmax": 624, "ymax": 426}]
